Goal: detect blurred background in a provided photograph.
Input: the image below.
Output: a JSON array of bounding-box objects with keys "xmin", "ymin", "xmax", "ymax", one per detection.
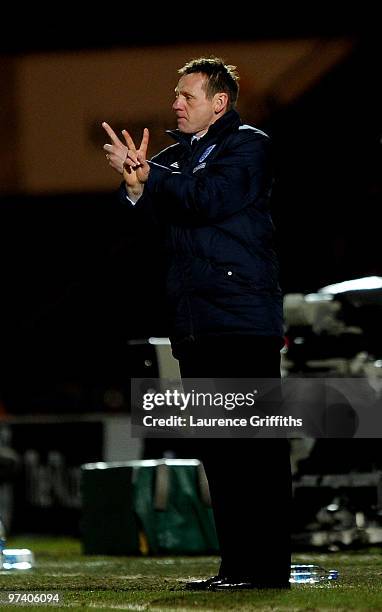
[{"xmin": 0, "ymin": 17, "xmax": 381, "ymax": 548}]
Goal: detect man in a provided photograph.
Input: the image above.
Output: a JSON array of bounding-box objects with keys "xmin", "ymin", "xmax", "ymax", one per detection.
[{"xmin": 103, "ymin": 57, "xmax": 291, "ymax": 590}]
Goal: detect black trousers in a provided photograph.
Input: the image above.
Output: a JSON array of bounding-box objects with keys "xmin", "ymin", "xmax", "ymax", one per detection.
[{"xmin": 176, "ymin": 335, "xmax": 291, "ymax": 585}]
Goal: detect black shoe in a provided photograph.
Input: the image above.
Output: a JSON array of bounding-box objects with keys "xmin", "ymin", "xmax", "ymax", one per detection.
[
  {"xmin": 185, "ymin": 575, "xmax": 224, "ymax": 590},
  {"xmin": 211, "ymin": 578, "xmax": 290, "ymax": 591}
]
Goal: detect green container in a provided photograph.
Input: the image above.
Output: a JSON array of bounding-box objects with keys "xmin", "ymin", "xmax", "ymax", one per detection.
[{"xmin": 81, "ymin": 459, "xmax": 218, "ymax": 555}]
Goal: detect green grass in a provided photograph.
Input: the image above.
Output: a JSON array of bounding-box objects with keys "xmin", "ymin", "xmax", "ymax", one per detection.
[{"xmin": 1, "ymin": 536, "xmax": 382, "ymax": 610}]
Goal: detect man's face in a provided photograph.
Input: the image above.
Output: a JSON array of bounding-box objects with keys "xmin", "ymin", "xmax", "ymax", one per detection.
[{"xmin": 172, "ymin": 72, "xmax": 220, "ymax": 136}]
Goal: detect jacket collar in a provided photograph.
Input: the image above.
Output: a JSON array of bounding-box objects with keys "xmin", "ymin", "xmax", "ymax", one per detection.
[{"xmin": 166, "ymin": 109, "xmax": 241, "ymax": 148}]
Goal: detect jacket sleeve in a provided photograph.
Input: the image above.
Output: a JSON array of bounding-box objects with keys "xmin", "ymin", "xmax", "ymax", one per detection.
[
  {"xmin": 145, "ymin": 133, "xmax": 272, "ymax": 223},
  {"xmin": 117, "ymin": 180, "xmax": 164, "ymax": 229},
  {"xmin": 117, "ymin": 147, "xmax": 175, "ymax": 224}
]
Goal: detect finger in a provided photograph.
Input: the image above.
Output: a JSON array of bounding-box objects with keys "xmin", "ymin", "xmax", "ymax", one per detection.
[
  {"xmin": 102, "ymin": 122, "xmax": 121, "ymax": 145},
  {"xmin": 121, "ymin": 129, "xmax": 137, "ymax": 151},
  {"xmin": 124, "ymin": 157, "xmax": 139, "ymax": 169},
  {"xmin": 126, "ymin": 149, "xmax": 140, "ymax": 165},
  {"xmin": 139, "ymin": 128, "xmax": 149, "ymax": 156},
  {"xmin": 136, "ymin": 152, "xmax": 148, "ymax": 166},
  {"xmin": 103, "ymin": 144, "xmax": 113, "ymax": 152}
]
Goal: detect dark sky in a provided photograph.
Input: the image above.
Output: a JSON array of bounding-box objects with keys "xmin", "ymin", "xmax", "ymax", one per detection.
[{"xmin": 0, "ymin": 15, "xmax": 372, "ymax": 54}]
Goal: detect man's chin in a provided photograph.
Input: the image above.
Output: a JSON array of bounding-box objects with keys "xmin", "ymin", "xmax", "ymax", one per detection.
[{"xmin": 176, "ymin": 119, "xmax": 192, "ymax": 133}]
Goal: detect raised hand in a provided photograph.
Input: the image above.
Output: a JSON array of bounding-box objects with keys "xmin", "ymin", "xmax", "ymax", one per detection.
[
  {"xmin": 121, "ymin": 128, "xmax": 150, "ymax": 187},
  {"xmin": 102, "ymin": 123, "xmax": 150, "ymax": 196}
]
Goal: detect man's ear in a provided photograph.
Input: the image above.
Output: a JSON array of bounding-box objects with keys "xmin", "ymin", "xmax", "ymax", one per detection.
[{"xmin": 214, "ymin": 92, "xmax": 228, "ymax": 113}]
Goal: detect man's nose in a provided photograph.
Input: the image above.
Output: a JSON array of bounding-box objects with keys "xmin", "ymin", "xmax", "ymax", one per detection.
[{"xmin": 172, "ymin": 97, "xmax": 183, "ymax": 111}]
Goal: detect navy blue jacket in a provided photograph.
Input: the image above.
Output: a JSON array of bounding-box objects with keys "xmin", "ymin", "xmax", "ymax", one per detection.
[{"xmin": 120, "ymin": 109, "xmax": 283, "ymax": 348}]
